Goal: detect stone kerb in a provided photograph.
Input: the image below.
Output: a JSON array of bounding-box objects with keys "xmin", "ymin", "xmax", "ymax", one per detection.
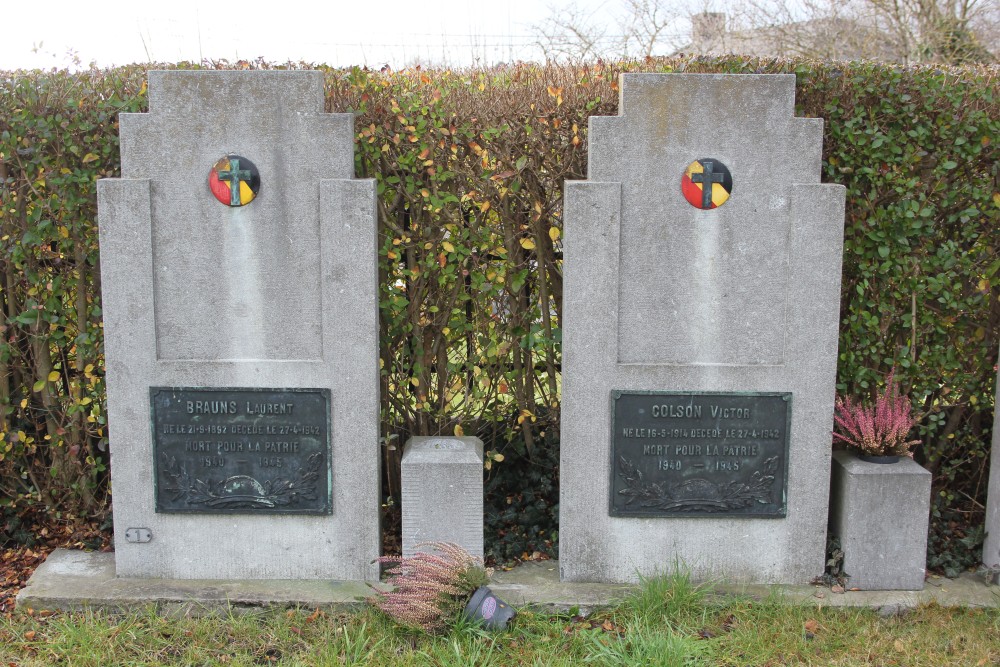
[
  {"xmin": 98, "ymin": 71, "xmax": 380, "ymax": 581},
  {"xmin": 559, "ymin": 73, "xmax": 846, "ymax": 584}
]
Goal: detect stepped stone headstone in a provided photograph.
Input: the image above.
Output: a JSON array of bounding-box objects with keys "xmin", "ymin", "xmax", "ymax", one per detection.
[
  {"xmin": 560, "ymin": 73, "xmax": 845, "ymax": 584},
  {"xmin": 983, "ymin": 344, "xmax": 1000, "ymax": 573},
  {"xmin": 98, "ymin": 71, "xmax": 380, "ymax": 580},
  {"xmin": 401, "ymin": 436, "xmax": 484, "ymax": 558}
]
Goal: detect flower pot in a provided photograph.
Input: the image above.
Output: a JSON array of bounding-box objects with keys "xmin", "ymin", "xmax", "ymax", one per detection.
[
  {"xmin": 463, "ymin": 586, "xmax": 516, "ymax": 630},
  {"xmin": 857, "ymin": 454, "xmax": 901, "ymax": 464}
]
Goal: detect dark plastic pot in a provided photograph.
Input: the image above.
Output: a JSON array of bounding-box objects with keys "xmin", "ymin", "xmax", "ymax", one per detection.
[
  {"xmin": 858, "ymin": 454, "xmax": 901, "ymax": 464},
  {"xmin": 463, "ymin": 586, "xmax": 516, "ymax": 630}
]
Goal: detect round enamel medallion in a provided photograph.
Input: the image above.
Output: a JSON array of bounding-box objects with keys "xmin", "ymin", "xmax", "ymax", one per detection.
[
  {"xmin": 209, "ymin": 155, "xmax": 260, "ymax": 207},
  {"xmin": 681, "ymin": 158, "xmax": 732, "ymax": 210}
]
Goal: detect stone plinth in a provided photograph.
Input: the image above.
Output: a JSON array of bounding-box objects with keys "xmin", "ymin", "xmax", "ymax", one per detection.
[
  {"xmin": 402, "ymin": 436, "xmax": 484, "ymax": 558},
  {"xmin": 830, "ymin": 450, "xmax": 931, "ymax": 590}
]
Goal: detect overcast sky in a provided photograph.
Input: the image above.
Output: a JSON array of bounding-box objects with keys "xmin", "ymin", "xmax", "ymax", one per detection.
[{"xmin": 2, "ymin": 0, "xmax": 627, "ymax": 71}]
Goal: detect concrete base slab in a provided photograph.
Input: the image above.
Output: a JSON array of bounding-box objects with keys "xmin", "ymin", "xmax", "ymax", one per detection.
[
  {"xmin": 17, "ymin": 549, "xmax": 1000, "ymax": 615},
  {"xmin": 488, "ymin": 561, "xmax": 1000, "ymax": 613},
  {"xmin": 17, "ymin": 549, "xmax": 372, "ymax": 614},
  {"xmin": 489, "ymin": 561, "xmax": 634, "ymax": 613}
]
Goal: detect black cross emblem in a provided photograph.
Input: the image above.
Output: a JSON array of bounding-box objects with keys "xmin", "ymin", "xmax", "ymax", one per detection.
[
  {"xmin": 217, "ymin": 158, "xmax": 252, "ymax": 207},
  {"xmin": 691, "ymin": 160, "xmax": 724, "ymax": 209}
]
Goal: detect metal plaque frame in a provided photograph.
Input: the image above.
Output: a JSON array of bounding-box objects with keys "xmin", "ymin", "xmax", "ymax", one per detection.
[
  {"xmin": 609, "ymin": 390, "xmax": 791, "ymax": 518},
  {"xmin": 151, "ymin": 386, "xmax": 332, "ymax": 514}
]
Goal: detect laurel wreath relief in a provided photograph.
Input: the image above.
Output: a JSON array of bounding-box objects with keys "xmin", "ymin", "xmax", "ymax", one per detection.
[
  {"xmin": 616, "ymin": 455, "xmax": 779, "ymax": 513},
  {"xmin": 159, "ymin": 452, "xmax": 325, "ymax": 509}
]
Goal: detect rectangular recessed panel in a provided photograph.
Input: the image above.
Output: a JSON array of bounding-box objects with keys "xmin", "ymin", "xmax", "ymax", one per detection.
[
  {"xmin": 152, "ymin": 387, "xmax": 331, "ymax": 514},
  {"xmin": 610, "ymin": 391, "xmax": 790, "ymax": 518},
  {"xmin": 615, "ymin": 181, "xmax": 790, "ymax": 366}
]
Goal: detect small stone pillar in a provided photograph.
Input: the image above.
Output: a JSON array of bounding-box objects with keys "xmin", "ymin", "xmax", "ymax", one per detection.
[
  {"xmin": 829, "ymin": 450, "xmax": 931, "ymax": 590},
  {"xmin": 401, "ymin": 436, "xmax": 483, "ymax": 558}
]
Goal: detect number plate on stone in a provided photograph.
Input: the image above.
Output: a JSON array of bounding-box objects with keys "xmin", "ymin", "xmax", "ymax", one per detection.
[{"xmin": 610, "ymin": 391, "xmax": 790, "ymax": 518}]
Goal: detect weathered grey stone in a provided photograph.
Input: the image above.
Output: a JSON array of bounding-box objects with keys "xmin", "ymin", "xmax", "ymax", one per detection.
[
  {"xmin": 983, "ymin": 344, "xmax": 1000, "ymax": 569},
  {"xmin": 829, "ymin": 450, "xmax": 931, "ymax": 590},
  {"xmin": 559, "ymin": 74, "xmax": 845, "ymax": 584},
  {"xmin": 19, "ymin": 550, "xmax": 999, "ymax": 614},
  {"xmin": 401, "ymin": 436, "xmax": 484, "ymax": 558},
  {"xmin": 98, "ymin": 71, "xmax": 379, "ymax": 581},
  {"xmin": 876, "ymin": 603, "xmax": 913, "ymax": 618},
  {"xmin": 16, "ymin": 549, "xmax": 369, "ymax": 614}
]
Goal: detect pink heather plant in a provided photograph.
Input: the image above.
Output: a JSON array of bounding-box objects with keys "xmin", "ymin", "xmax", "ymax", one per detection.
[
  {"xmin": 370, "ymin": 542, "xmax": 488, "ymax": 633},
  {"xmin": 833, "ymin": 370, "xmax": 920, "ymax": 457}
]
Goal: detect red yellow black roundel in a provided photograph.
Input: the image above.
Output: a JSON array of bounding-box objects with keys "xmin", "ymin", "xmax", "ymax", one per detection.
[
  {"xmin": 209, "ymin": 155, "xmax": 260, "ymax": 207},
  {"xmin": 681, "ymin": 158, "xmax": 732, "ymax": 210}
]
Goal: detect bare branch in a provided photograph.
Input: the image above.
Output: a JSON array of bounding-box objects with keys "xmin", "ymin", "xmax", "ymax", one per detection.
[
  {"xmin": 532, "ymin": 3, "xmax": 613, "ymax": 62},
  {"xmin": 700, "ymin": 0, "xmax": 996, "ymax": 63},
  {"xmin": 618, "ymin": 0, "xmax": 688, "ymax": 57}
]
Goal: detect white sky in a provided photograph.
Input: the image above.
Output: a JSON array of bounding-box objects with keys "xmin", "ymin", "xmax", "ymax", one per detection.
[{"xmin": 1, "ymin": 0, "xmax": 626, "ymax": 71}]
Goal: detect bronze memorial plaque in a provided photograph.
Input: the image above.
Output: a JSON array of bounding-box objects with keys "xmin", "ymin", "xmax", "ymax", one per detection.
[
  {"xmin": 152, "ymin": 387, "xmax": 331, "ymax": 514},
  {"xmin": 610, "ymin": 391, "xmax": 790, "ymax": 518}
]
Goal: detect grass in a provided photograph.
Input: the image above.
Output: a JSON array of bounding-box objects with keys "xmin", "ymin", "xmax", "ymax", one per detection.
[{"xmin": 2, "ymin": 572, "xmax": 999, "ymax": 666}]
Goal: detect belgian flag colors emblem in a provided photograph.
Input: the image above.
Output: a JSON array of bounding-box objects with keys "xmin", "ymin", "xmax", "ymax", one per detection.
[
  {"xmin": 681, "ymin": 158, "xmax": 732, "ymax": 210},
  {"xmin": 209, "ymin": 155, "xmax": 260, "ymax": 207}
]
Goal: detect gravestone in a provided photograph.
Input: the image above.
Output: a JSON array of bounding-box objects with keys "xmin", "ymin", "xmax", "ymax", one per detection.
[
  {"xmin": 98, "ymin": 71, "xmax": 380, "ymax": 580},
  {"xmin": 560, "ymin": 74, "xmax": 845, "ymax": 584},
  {"xmin": 983, "ymin": 344, "xmax": 1000, "ymax": 574},
  {"xmin": 401, "ymin": 436, "xmax": 484, "ymax": 558}
]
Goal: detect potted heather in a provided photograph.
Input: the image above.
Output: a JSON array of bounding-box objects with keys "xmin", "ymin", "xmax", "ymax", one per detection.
[
  {"xmin": 828, "ymin": 371, "xmax": 932, "ymax": 590},
  {"xmin": 369, "ymin": 542, "xmax": 516, "ymax": 632},
  {"xmin": 832, "ymin": 370, "xmax": 920, "ymax": 462}
]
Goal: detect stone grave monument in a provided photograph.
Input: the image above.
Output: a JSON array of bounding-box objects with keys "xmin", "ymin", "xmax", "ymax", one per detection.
[
  {"xmin": 559, "ymin": 74, "xmax": 845, "ymax": 584},
  {"xmin": 983, "ymin": 344, "xmax": 1000, "ymax": 577},
  {"xmin": 98, "ymin": 71, "xmax": 379, "ymax": 580}
]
